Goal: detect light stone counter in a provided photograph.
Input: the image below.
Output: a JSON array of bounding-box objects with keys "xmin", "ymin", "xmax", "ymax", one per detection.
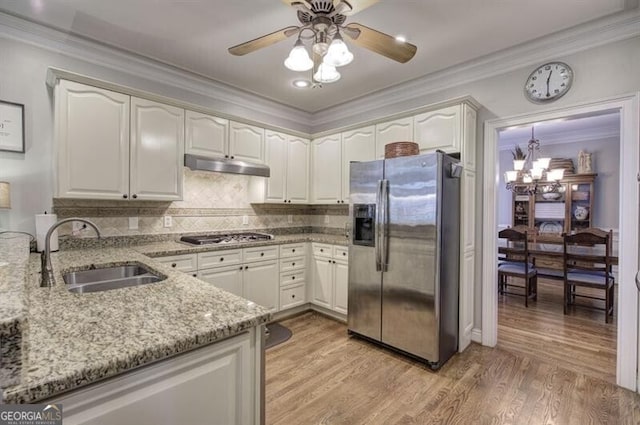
[{"xmin": 1, "ymin": 246, "xmax": 271, "ymax": 404}]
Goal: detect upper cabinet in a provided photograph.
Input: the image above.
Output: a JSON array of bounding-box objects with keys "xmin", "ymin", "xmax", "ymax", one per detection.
[
  {"xmin": 341, "ymin": 126, "xmax": 376, "ymax": 203},
  {"xmin": 55, "ymin": 80, "xmax": 183, "ymax": 201},
  {"xmin": 251, "ymin": 130, "xmax": 310, "ymax": 204},
  {"xmin": 229, "ymin": 121, "xmax": 265, "ymax": 163},
  {"xmin": 185, "ymin": 110, "xmax": 228, "ymax": 158},
  {"xmin": 311, "ymin": 134, "xmax": 343, "ymax": 204},
  {"xmin": 414, "ymin": 105, "xmax": 461, "ymax": 153},
  {"xmin": 375, "ymin": 117, "xmax": 413, "ymax": 159}
]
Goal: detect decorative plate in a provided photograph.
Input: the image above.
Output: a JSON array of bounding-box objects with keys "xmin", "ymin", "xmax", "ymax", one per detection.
[
  {"xmin": 541, "ymin": 192, "xmax": 561, "ymax": 200},
  {"xmin": 539, "ymin": 221, "xmax": 563, "ymax": 234}
]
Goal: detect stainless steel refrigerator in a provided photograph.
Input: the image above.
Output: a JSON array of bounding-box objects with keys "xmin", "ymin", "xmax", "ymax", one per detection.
[{"xmin": 347, "ymin": 151, "xmax": 462, "ymax": 369}]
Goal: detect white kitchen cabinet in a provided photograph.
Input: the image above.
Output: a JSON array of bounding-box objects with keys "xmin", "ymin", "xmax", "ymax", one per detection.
[
  {"xmin": 243, "ymin": 260, "xmax": 280, "ymax": 312},
  {"xmin": 55, "ymin": 80, "xmax": 183, "ymax": 201},
  {"xmin": 311, "ymin": 134, "xmax": 342, "ymax": 204},
  {"xmin": 130, "ymin": 97, "xmax": 184, "ymax": 201},
  {"xmin": 199, "ymin": 264, "xmax": 243, "ymax": 297},
  {"xmin": 341, "ymin": 125, "xmax": 376, "ymax": 203},
  {"xmin": 55, "ymin": 80, "xmax": 130, "ymax": 199},
  {"xmin": 154, "ymin": 253, "xmax": 198, "ymax": 274},
  {"xmin": 185, "ymin": 110, "xmax": 228, "ymax": 158},
  {"xmin": 229, "ymin": 121, "xmax": 265, "ymax": 163},
  {"xmin": 311, "ymin": 243, "xmax": 348, "ymax": 314},
  {"xmin": 375, "ymin": 117, "xmax": 413, "ymax": 159},
  {"xmin": 413, "ymin": 105, "xmax": 461, "ymax": 154},
  {"xmin": 278, "ymin": 243, "xmax": 308, "ymax": 311},
  {"xmin": 48, "ymin": 330, "xmax": 259, "ymax": 425},
  {"xmin": 255, "ymin": 131, "xmax": 309, "ymax": 204}
]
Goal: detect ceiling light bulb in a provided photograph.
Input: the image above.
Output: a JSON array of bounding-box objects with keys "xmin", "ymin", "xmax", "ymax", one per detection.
[
  {"xmin": 284, "ymin": 39, "xmax": 313, "ymax": 72},
  {"xmin": 395, "ymin": 35, "xmax": 406, "ymax": 43},
  {"xmin": 324, "ymin": 35, "xmax": 353, "ymax": 67},
  {"xmin": 292, "ymin": 79, "xmax": 310, "ymax": 88},
  {"xmin": 314, "ymin": 63, "xmax": 340, "ymax": 83}
]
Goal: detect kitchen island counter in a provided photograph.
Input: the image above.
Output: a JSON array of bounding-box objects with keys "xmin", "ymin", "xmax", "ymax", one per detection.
[{"xmin": 1, "ymin": 245, "xmax": 270, "ymax": 404}]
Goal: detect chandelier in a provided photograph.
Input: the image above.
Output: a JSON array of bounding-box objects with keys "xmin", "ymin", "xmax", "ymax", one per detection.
[
  {"xmin": 284, "ymin": 23, "xmax": 353, "ymax": 85},
  {"xmin": 504, "ymin": 127, "xmax": 565, "ymax": 195}
]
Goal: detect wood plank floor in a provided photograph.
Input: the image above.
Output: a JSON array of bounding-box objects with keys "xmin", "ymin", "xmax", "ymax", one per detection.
[
  {"xmin": 498, "ymin": 279, "xmax": 617, "ymax": 384},
  {"xmin": 265, "ymin": 311, "xmax": 639, "ymax": 425}
]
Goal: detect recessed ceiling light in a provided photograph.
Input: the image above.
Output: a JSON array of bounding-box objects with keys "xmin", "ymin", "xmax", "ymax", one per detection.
[
  {"xmin": 293, "ymin": 79, "xmax": 310, "ymax": 88},
  {"xmin": 395, "ymin": 35, "xmax": 406, "ymax": 43}
]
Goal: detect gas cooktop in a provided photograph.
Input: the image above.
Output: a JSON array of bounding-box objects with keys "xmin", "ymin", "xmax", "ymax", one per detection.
[{"xmin": 179, "ymin": 232, "xmax": 274, "ymax": 245}]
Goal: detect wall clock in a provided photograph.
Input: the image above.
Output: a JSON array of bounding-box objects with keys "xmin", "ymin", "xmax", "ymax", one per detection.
[{"xmin": 524, "ymin": 62, "xmax": 573, "ymax": 103}]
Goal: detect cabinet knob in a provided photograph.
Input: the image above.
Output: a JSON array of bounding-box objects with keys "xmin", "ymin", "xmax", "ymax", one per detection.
[
  {"xmin": 328, "ymin": 259, "xmax": 331, "ymax": 263},
  {"xmin": 333, "ymin": 260, "xmax": 336, "ymax": 264},
  {"xmin": 123, "ymin": 194, "xmax": 128, "ymax": 199},
  {"xmin": 288, "ymin": 200, "xmax": 291, "ymax": 203},
  {"xmin": 192, "ymin": 273, "xmax": 197, "ymax": 277},
  {"xmin": 292, "ymin": 294, "xmax": 296, "ymax": 299},
  {"xmin": 231, "ymin": 156, "xmax": 235, "ymax": 159},
  {"xmin": 220, "ymin": 257, "xmax": 224, "ymax": 261},
  {"xmin": 132, "ymin": 194, "xmax": 138, "ymax": 199},
  {"xmin": 343, "ymin": 252, "xmax": 346, "ymax": 256},
  {"xmin": 171, "ymin": 263, "xmax": 177, "ymax": 268},
  {"xmin": 320, "ymin": 249, "xmax": 324, "ymax": 252},
  {"xmin": 292, "ymin": 276, "xmax": 296, "ymax": 280},
  {"xmin": 225, "ymin": 155, "xmax": 229, "ymax": 158},
  {"xmin": 239, "ymin": 266, "xmax": 243, "ymax": 270},
  {"xmin": 292, "ymin": 263, "xmax": 295, "ymax": 266},
  {"xmin": 292, "ymin": 249, "xmax": 295, "ymax": 253},
  {"xmin": 337, "ymin": 200, "xmax": 340, "ymax": 204},
  {"xmin": 260, "ymin": 252, "xmax": 264, "ymax": 257},
  {"xmin": 245, "ymin": 266, "xmax": 249, "ymax": 270},
  {"xmin": 284, "ymin": 200, "xmax": 287, "ymax": 203}
]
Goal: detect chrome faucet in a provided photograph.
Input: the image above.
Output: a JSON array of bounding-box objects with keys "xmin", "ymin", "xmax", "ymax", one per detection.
[{"xmin": 40, "ymin": 218, "xmax": 101, "ymax": 287}]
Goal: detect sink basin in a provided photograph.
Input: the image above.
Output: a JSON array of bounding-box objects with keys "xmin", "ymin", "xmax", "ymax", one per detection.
[{"xmin": 63, "ymin": 264, "xmax": 165, "ymax": 294}]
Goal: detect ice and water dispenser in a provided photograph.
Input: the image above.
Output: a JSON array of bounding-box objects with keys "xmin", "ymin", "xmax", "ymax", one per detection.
[{"xmin": 352, "ymin": 204, "xmax": 376, "ymax": 247}]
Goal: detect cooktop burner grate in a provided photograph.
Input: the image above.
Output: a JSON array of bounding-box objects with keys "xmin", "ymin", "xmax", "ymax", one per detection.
[{"xmin": 180, "ymin": 232, "xmax": 274, "ymax": 245}]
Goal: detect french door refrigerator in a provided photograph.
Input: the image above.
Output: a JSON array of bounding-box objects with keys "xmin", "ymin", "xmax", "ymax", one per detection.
[{"xmin": 347, "ymin": 151, "xmax": 462, "ymax": 369}]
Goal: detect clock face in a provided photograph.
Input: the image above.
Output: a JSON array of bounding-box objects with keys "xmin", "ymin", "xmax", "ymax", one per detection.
[{"xmin": 524, "ymin": 62, "xmax": 573, "ymax": 103}]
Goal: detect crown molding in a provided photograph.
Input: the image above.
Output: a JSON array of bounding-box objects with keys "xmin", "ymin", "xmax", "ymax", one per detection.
[
  {"xmin": 311, "ymin": 8, "xmax": 640, "ymax": 131},
  {"xmin": 498, "ymin": 126, "xmax": 621, "ymax": 151},
  {"xmin": 0, "ymin": 11, "xmax": 314, "ymax": 133}
]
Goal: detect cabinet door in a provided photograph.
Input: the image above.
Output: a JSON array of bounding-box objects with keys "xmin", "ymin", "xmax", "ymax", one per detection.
[
  {"xmin": 264, "ymin": 130, "xmax": 287, "ymax": 203},
  {"xmin": 311, "ymin": 134, "xmax": 342, "ymax": 204},
  {"xmin": 375, "ymin": 117, "xmax": 413, "ymax": 159},
  {"xmin": 243, "ymin": 260, "xmax": 279, "ymax": 313},
  {"xmin": 414, "ymin": 105, "xmax": 461, "ymax": 154},
  {"xmin": 229, "ymin": 121, "xmax": 264, "ymax": 163},
  {"xmin": 333, "ymin": 259, "xmax": 349, "ymax": 315},
  {"xmin": 185, "ymin": 110, "xmax": 228, "ymax": 158},
  {"xmin": 199, "ymin": 265, "xmax": 243, "ymax": 297},
  {"xmin": 286, "ymin": 136, "xmax": 310, "ymax": 203},
  {"xmin": 130, "ymin": 97, "xmax": 184, "ymax": 201},
  {"xmin": 56, "ymin": 80, "xmax": 130, "ymax": 199},
  {"xmin": 342, "ymin": 126, "xmax": 375, "ymax": 202},
  {"xmin": 312, "ymin": 256, "xmax": 333, "ymax": 309}
]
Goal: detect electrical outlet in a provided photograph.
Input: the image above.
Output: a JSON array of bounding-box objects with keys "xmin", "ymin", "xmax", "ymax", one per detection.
[
  {"xmin": 71, "ymin": 222, "xmax": 86, "ymax": 235},
  {"xmin": 287, "ymin": 214, "xmax": 293, "ymax": 224},
  {"xmin": 324, "ymin": 215, "xmax": 330, "ymax": 224},
  {"xmin": 242, "ymin": 215, "xmax": 249, "ymax": 225},
  {"xmin": 163, "ymin": 215, "xmax": 172, "ymax": 228},
  {"xmin": 129, "ymin": 216, "xmax": 139, "ymax": 230}
]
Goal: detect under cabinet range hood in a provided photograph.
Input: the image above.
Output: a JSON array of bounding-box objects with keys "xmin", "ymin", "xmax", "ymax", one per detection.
[{"xmin": 184, "ymin": 154, "xmax": 270, "ymax": 178}]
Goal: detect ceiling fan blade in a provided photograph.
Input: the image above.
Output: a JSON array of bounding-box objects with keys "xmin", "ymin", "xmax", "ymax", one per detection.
[
  {"xmin": 335, "ymin": 0, "xmax": 379, "ymax": 16},
  {"xmin": 344, "ymin": 22, "xmax": 417, "ymax": 63},
  {"xmin": 229, "ymin": 26, "xmax": 300, "ymax": 56},
  {"xmin": 281, "ymin": 0, "xmax": 313, "ymax": 10}
]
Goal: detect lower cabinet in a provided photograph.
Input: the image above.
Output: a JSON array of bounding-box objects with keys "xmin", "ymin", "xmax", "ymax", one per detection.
[
  {"xmin": 199, "ymin": 264, "xmax": 243, "ymax": 296},
  {"xmin": 278, "ymin": 243, "xmax": 307, "ymax": 310},
  {"xmin": 48, "ymin": 330, "xmax": 260, "ymax": 425},
  {"xmin": 243, "ymin": 260, "xmax": 279, "ymax": 312},
  {"xmin": 311, "ymin": 243, "xmax": 349, "ymax": 315}
]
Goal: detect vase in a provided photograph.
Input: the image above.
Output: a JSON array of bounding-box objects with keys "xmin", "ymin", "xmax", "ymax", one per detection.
[{"xmin": 574, "ymin": 205, "xmax": 589, "ymax": 220}]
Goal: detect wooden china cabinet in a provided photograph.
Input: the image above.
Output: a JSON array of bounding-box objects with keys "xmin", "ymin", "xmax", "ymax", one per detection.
[{"xmin": 511, "ymin": 173, "xmax": 596, "ymax": 242}]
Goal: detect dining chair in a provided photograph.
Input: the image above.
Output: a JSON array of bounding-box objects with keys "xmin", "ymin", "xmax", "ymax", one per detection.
[
  {"xmin": 563, "ymin": 228, "xmax": 615, "ymax": 323},
  {"xmin": 498, "ymin": 228, "xmax": 537, "ymax": 307}
]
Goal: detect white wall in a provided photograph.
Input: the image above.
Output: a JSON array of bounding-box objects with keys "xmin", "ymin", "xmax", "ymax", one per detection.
[
  {"xmin": 497, "ymin": 136, "xmax": 621, "ymax": 229},
  {"xmin": 0, "ymin": 16, "xmax": 638, "ymax": 333}
]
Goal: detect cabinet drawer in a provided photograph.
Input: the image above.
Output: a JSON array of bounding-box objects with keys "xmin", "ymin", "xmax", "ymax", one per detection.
[
  {"xmin": 333, "ymin": 246, "xmax": 348, "ymax": 260},
  {"xmin": 279, "ymin": 243, "xmax": 305, "ymax": 258},
  {"xmin": 280, "ymin": 270, "xmax": 305, "ymax": 287},
  {"xmin": 243, "ymin": 246, "xmax": 278, "ymax": 263},
  {"xmin": 279, "ymin": 256, "xmax": 306, "ymax": 273},
  {"xmin": 198, "ymin": 249, "xmax": 242, "ymax": 269},
  {"xmin": 155, "ymin": 254, "xmax": 197, "ymax": 272},
  {"xmin": 312, "ymin": 243, "xmax": 332, "ymax": 258},
  {"xmin": 280, "ymin": 282, "xmax": 306, "ymax": 310}
]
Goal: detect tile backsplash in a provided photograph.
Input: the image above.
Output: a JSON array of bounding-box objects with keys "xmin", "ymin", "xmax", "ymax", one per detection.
[{"xmin": 53, "ymin": 169, "xmax": 348, "ymax": 237}]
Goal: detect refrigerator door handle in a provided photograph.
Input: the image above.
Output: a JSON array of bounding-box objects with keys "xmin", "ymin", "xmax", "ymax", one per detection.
[
  {"xmin": 375, "ymin": 179, "xmax": 383, "ymax": 271},
  {"xmin": 381, "ymin": 179, "xmax": 389, "ymax": 272}
]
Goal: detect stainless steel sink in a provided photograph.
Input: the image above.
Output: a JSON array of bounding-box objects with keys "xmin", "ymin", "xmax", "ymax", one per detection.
[{"xmin": 63, "ymin": 264, "xmax": 165, "ymax": 294}]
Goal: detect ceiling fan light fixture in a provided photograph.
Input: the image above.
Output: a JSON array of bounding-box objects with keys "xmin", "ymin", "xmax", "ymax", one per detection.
[
  {"xmin": 313, "ymin": 62, "xmax": 340, "ymax": 83},
  {"xmin": 292, "ymin": 79, "xmax": 311, "ymax": 88},
  {"xmin": 284, "ymin": 39, "xmax": 313, "ymax": 71},
  {"xmin": 323, "ymin": 33, "xmax": 353, "ymax": 67}
]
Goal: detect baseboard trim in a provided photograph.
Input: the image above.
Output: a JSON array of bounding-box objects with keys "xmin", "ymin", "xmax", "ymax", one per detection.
[{"xmin": 471, "ymin": 328, "xmax": 482, "ymax": 344}]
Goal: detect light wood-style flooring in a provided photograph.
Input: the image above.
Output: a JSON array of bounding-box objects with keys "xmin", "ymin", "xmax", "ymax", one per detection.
[
  {"xmin": 498, "ymin": 278, "xmax": 617, "ymax": 384},
  {"xmin": 266, "ymin": 311, "xmax": 638, "ymax": 425}
]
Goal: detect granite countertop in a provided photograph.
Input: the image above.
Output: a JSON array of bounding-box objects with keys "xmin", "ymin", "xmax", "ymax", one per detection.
[
  {"xmin": 1, "ymin": 247, "xmax": 271, "ymax": 404},
  {"xmin": 136, "ymin": 232, "xmax": 349, "ymax": 257}
]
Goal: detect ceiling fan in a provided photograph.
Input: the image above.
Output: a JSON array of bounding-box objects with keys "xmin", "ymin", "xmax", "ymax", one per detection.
[{"xmin": 228, "ymin": 0, "xmax": 417, "ymax": 84}]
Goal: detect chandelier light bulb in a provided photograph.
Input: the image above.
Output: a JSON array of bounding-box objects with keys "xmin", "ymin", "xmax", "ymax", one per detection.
[
  {"xmin": 504, "ymin": 171, "xmax": 518, "ymax": 183},
  {"xmin": 314, "ymin": 62, "xmax": 341, "ymax": 83},
  {"xmin": 284, "ymin": 39, "xmax": 313, "ymax": 72},
  {"xmin": 513, "ymin": 160, "xmax": 525, "ymax": 171},
  {"xmin": 538, "ymin": 157, "xmax": 551, "ymax": 169},
  {"xmin": 324, "ymin": 34, "xmax": 354, "ymax": 67}
]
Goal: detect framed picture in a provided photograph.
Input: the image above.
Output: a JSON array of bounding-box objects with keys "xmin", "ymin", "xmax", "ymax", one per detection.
[{"xmin": 0, "ymin": 100, "xmax": 25, "ymax": 153}]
